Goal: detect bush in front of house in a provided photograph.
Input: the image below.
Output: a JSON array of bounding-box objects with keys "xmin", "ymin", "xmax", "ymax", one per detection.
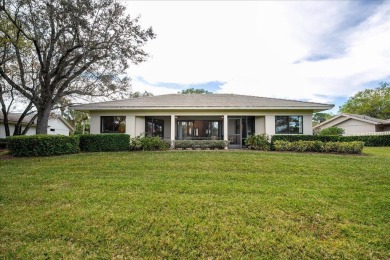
[
  {"xmin": 174, "ymin": 140, "xmax": 228, "ymax": 149},
  {"xmin": 245, "ymin": 134, "xmax": 270, "ymax": 151},
  {"xmin": 271, "ymin": 134, "xmax": 390, "ymax": 147},
  {"xmin": 7, "ymin": 135, "xmax": 80, "ymax": 157},
  {"xmin": 79, "ymin": 134, "xmax": 130, "ymax": 152},
  {"xmin": 273, "ymin": 140, "xmax": 364, "ymax": 154},
  {"xmin": 0, "ymin": 138, "xmax": 8, "ymax": 149},
  {"xmin": 318, "ymin": 127, "xmax": 345, "ymax": 136},
  {"xmin": 129, "ymin": 134, "xmax": 169, "ymax": 151}
]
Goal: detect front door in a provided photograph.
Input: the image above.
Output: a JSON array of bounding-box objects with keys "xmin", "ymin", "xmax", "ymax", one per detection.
[{"xmin": 228, "ymin": 118, "xmax": 241, "ymax": 149}]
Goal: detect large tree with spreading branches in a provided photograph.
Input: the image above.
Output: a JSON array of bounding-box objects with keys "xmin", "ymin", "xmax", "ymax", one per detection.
[
  {"xmin": 0, "ymin": 0, "xmax": 155, "ymax": 134},
  {"xmin": 339, "ymin": 82, "xmax": 390, "ymax": 119}
]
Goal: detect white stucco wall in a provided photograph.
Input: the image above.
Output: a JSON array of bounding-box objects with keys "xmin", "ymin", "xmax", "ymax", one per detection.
[
  {"xmin": 336, "ymin": 119, "xmax": 376, "ymax": 135},
  {"xmin": 88, "ymin": 110, "xmax": 315, "ymax": 140},
  {"xmin": 255, "ymin": 117, "xmax": 265, "ymax": 134},
  {"xmin": 0, "ymin": 123, "xmax": 36, "ymax": 138},
  {"xmin": 47, "ymin": 118, "xmax": 71, "ymax": 136}
]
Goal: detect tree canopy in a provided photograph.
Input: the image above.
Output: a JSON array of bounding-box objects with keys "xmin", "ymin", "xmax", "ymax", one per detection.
[
  {"xmin": 180, "ymin": 88, "xmax": 212, "ymax": 94},
  {"xmin": 339, "ymin": 83, "xmax": 390, "ymax": 119},
  {"xmin": 312, "ymin": 112, "xmax": 333, "ymax": 124},
  {"xmin": 0, "ymin": 0, "xmax": 155, "ymax": 134}
]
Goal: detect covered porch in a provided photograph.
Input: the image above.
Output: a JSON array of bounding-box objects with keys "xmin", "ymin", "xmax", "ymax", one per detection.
[{"xmin": 144, "ymin": 115, "xmax": 264, "ymax": 149}]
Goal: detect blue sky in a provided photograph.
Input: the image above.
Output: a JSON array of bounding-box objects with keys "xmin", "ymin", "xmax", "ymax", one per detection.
[{"xmin": 124, "ymin": 1, "xmax": 390, "ymax": 114}]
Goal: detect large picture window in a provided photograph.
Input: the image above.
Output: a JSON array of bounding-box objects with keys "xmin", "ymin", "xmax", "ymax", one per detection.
[
  {"xmin": 101, "ymin": 116, "xmax": 126, "ymax": 133},
  {"xmin": 146, "ymin": 117, "xmax": 164, "ymax": 138},
  {"xmin": 275, "ymin": 116, "xmax": 303, "ymax": 134},
  {"xmin": 176, "ymin": 120, "xmax": 222, "ymax": 140}
]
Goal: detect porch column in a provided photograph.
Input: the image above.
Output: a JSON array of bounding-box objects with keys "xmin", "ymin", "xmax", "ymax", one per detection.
[
  {"xmin": 223, "ymin": 115, "xmax": 228, "ymax": 149},
  {"xmin": 170, "ymin": 115, "xmax": 175, "ymax": 149}
]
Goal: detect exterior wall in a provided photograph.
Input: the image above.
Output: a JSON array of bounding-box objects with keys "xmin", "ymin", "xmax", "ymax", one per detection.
[
  {"xmin": 47, "ymin": 118, "xmax": 71, "ymax": 135},
  {"xmin": 254, "ymin": 116, "xmax": 265, "ymax": 134},
  {"xmin": 88, "ymin": 110, "xmax": 315, "ymax": 139},
  {"xmin": 336, "ymin": 119, "xmax": 376, "ymax": 135},
  {"xmin": 135, "ymin": 116, "xmax": 145, "ymax": 136},
  {"xmin": 0, "ymin": 122, "xmax": 36, "ymax": 138}
]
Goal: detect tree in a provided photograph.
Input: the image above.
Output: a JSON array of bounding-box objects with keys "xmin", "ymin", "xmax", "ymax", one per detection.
[
  {"xmin": 0, "ymin": 0, "xmax": 155, "ymax": 134},
  {"xmin": 312, "ymin": 112, "xmax": 333, "ymax": 124},
  {"xmin": 180, "ymin": 88, "xmax": 212, "ymax": 94},
  {"xmin": 130, "ymin": 91, "xmax": 154, "ymax": 98},
  {"xmin": 318, "ymin": 127, "xmax": 345, "ymax": 136},
  {"xmin": 339, "ymin": 83, "xmax": 390, "ymax": 119}
]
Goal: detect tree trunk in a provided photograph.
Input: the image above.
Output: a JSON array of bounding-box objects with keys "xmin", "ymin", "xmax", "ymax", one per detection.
[
  {"xmin": 36, "ymin": 102, "xmax": 52, "ymax": 134},
  {"xmin": 1, "ymin": 110, "xmax": 10, "ymax": 137}
]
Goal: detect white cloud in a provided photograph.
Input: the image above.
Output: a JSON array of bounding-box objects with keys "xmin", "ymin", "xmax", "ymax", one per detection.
[{"xmin": 123, "ymin": 1, "xmax": 390, "ymax": 110}]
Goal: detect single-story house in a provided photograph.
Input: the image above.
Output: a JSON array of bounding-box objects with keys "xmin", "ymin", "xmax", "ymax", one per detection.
[
  {"xmin": 73, "ymin": 94, "xmax": 333, "ymax": 148},
  {"xmin": 0, "ymin": 112, "xmax": 74, "ymax": 138},
  {"xmin": 313, "ymin": 113, "xmax": 390, "ymax": 136}
]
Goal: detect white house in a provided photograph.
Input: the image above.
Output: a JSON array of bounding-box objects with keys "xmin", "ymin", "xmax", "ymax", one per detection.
[
  {"xmin": 0, "ymin": 112, "xmax": 74, "ymax": 138},
  {"xmin": 313, "ymin": 113, "xmax": 390, "ymax": 136},
  {"xmin": 73, "ymin": 94, "xmax": 333, "ymax": 149}
]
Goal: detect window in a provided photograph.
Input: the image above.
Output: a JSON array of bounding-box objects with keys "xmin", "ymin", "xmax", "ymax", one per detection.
[
  {"xmin": 176, "ymin": 120, "xmax": 222, "ymax": 140},
  {"xmin": 50, "ymin": 129, "xmax": 55, "ymax": 132},
  {"xmin": 275, "ymin": 116, "xmax": 303, "ymax": 134},
  {"xmin": 101, "ymin": 116, "xmax": 126, "ymax": 133},
  {"xmin": 146, "ymin": 117, "xmax": 164, "ymax": 138}
]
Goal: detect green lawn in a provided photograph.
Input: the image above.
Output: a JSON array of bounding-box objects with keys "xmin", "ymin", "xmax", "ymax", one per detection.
[{"xmin": 1, "ymin": 148, "xmax": 389, "ymax": 258}]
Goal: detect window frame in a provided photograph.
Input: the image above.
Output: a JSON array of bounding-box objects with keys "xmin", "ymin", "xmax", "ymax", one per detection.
[
  {"xmin": 275, "ymin": 116, "xmax": 303, "ymax": 134},
  {"xmin": 100, "ymin": 116, "xmax": 126, "ymax": 133}
]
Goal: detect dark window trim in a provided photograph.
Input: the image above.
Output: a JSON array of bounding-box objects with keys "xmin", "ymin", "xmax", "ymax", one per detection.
[{"xmin": 275, "ymin": 115, "xmax": 303, "ymax": 134}]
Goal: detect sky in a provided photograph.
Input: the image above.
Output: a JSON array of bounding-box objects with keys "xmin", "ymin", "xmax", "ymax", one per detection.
[{"xmin": 122, "ymin": 0, "xmax": 390, "ymax": 114}]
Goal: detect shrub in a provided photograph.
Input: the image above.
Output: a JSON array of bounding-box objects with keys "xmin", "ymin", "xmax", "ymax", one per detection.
[
  {"xmin": 271, "ymin": 134, "xmax": 390, "ymax": 147},
  {"xmin": 245, "ymin": 134, "xmax": 270, "ymax": 151},
  {"xmin": 0, "ymin": 138, "xmax": 7, "ymax": 149},
  {"xmin": 174, "ymin": 140, "xmax": 228, "ymax": 149},
  {"xmin": 273, "ymin": 140, "xmax": 364, "ymax": 154},
  {"xmin": 129, "ymin": 134, "xmax": 170, "ymax": 151},
  {"xmin": 318, "ymin": 127, "xmax": 345, "ymax": 136},
  {"xmin": 79, "ymin": 134, "xmax": 130, "ymax": 152},
  {"xmin": 7, "ymin": 135, "xmax": 80, "ymax": 157}
]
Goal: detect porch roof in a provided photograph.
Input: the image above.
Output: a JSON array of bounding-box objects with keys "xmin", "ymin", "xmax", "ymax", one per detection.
[{"xmin": 72, "ymin": 94, "xmax": 333, "ymax": 112}]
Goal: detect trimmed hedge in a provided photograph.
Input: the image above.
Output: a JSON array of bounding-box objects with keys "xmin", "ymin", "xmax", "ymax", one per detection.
[
  {"xmin": 0, "ymin": 138, "xmax": 7, "ymax": 149},
  {"xmin": 130, "ymin": 135, "xmax": 170, "ymax": 151},
  {"xmin": 273, "ymin": 140, "xmax": 364, "ymax": 154},
  {"xmin": 174, "ymin": 140, "xmax": 228, "ymax": 149},
  {"xmin": 79, "ymin": 134, "xmax": 130, "ymax": 152},
  {"xmin": 271, "ymin": 134, "xmax": 390, "ymax": 147},
  {"xmin": 245, "ymin": 134, "xmax": 270, "ymax": 151},
  {"xmin": 7, "ymin": 135, "xmax": 80, "ymax": 157}
]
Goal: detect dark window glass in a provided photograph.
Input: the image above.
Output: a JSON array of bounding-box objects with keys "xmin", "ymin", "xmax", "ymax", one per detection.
[
  {"xmin": 145, "ymin": 118, "xmax": 164, "ymax": 138},
  {"xmin": 275, "ymin": 116, "xmax": 303, "ymax": 134},
  {"xmin": 101, "ymin": 116, "xmax": 126, "ymax": 133},
  {"xmin": 176, "ymin": 120, "xmax": 222, "ymax": 140}
]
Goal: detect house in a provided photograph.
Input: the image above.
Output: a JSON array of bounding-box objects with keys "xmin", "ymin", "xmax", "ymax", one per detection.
[
  {"xmin": 0, "ymin": 112, "xmax": 74, "ymax": 138},
  {"xmin": 313, "ymin": 113, "xmax": 390, "ymax": 136},
  {"xmin": 73, "ymin": 94, "xmax": 333, "ymax": 148}
]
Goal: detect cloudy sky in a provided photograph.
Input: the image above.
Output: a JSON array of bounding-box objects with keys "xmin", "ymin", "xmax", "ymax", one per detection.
[{"xmin": 122, "ymin": 0, "xmax": 390, "ymax": 113}]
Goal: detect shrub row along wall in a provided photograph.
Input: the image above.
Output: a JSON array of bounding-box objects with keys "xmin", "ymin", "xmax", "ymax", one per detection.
[
  {"xmin": 0, "ymin": 138, "xmax": 7, "ymax": 149},
  {"xmin": 271, "ymin": 135, "xmax": 390, "ymax": 147},
  {"xmin": 8, "ymin": 135, "xmax": 80, "ymax": 157},
  {"xmin": 79, "ymin": 134, "xmax": 130, "ymax": 152},
  {"xmin": 273, "ymin": 140, "xmax": 364, "ymax": 154},
  {"xmin": 174, "ymin": 140, "xmax": 228, "ymax": 149}
]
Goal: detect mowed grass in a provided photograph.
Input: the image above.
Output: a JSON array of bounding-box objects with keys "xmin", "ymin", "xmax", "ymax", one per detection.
[{"xmin": 0, "ymin": 148, "xmax": 389, "ymax": 258}]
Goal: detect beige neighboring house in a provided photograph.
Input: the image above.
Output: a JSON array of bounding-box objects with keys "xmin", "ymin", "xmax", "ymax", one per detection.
[
  {"xmin": 313, "ymin": 113, "xmax": 390, "ymax": 136},
  {"xmin": 73, "ymin": 94, "xmax": 333, "ymax": 148},
  {"xmin": 0, "ymin": 112, "xmax": 74, "ymax": 138}
]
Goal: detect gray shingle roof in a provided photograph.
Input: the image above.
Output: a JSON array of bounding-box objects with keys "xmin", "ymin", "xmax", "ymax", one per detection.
[
  {"xmin": 0, "ymin": 112, "xmax": 36, "ymax": 124},
  {"xmin": 72, "ymin": 94, "xmax": 334, "ymax": 111},
  {"xmin": 341, "ymin": 114, "xmax": 390, "ymax": 124}
]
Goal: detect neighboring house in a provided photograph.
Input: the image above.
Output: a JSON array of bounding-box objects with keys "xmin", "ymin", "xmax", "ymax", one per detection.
[
  {"xmin": 0, "ymin": 112, "xmax": 74, "ymax": 138},
  {"xmin": 73, "ymin": 94, "xmax": 333, "ymax": 148},
  {"xmin": 313, "ymin": 113, "xmax": 390, "ymax": 136}
]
